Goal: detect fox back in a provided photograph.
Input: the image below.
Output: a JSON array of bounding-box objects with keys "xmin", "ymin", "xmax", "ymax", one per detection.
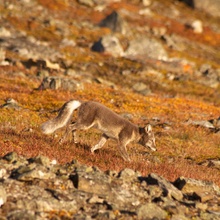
[{"xmin": 76, "ymin": 101, "xmax": 138, "ymax": 140}]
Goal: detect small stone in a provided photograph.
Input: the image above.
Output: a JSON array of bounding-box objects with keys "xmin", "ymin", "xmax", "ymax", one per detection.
[
  {"xmin": 0, "ymin": 27, "xmax": 11, "ymax": 37},
  {"xmin": 119, "ymin": 168, "xmax": 138, "ymax": 180},
  {"xmin": 171, "ymin": 214, "xmax": 189, "ymax": 220},
  {"xmin": 147, "ymin": 173, "xmax": 183, "ymax": 201},
  {"xmin": 91, "ymin": 38, "xmax": 105, "ymax": 53},
  {"xmin": 30, "ymin": 155, "xmax": 51, "ymax": 167},
  {"xmin": 0, "ymin": 168, "xmax": 7, "ymax": 179},
  {"xmin": 193, "ymin": 191, "xmax": 214, "ymax": 203},
  {"xmin": 0, "ymin": 49, "xmax": 6, "ymax": 63},
  {"xmin": 191, "ymin": 20, "xmax": 203, "ymax": 33},
  {"xmin": 99, "ymin": 11, "xmax": 124, "ymax": 33},
  {"xmin": 61, "ymin": 38, "xmax": 76, "ymax": 47},
  {"xmin": 186, "ymin": 119, "xmax": 215, "ymax": 129},
  {"xmin": 195, "ymin": 202, "xmax": 208, "ymax": 210},
  {"xmin": 0, "ymin": 186, "xmax": 7, "ymax": 207},
  {"xmin": 16, "ymin": 165, "xmax": 56, "ymax": 181},
  {"xmin": 36, "ymin": 70, "xmax": 49, "ymax": 78},
  {"xmin": 142, "ymin": 0, "xmax": 151, "ymax": 6},
  {"xmin": 87, "ymin": 195, "xmax": 104, "ymax": 204},
  {"xmin": 148, "ymin": 185, "xmax": 163, "ymax": 198},
  {"xmin": 3, "ymin": 152, "xmax": 18, "ymax": 163},
  {"xmin": 65, "ymin": 69, "xmax": 77, "ymax": 76},
  {"xmin": 0, "ymin": 98, "xmax": 21, "ymax": 110},
  {"xmin": 101, "ymin": 35, "xmax": 124, "ymax": 57},
  {"xmin": 7, "ymin": 210, "xmax": 35, "ymax": 220},
  {"xmin": 133, "ymin": 82, "xmax": 151, "ymax": 95},
  {"xmin": 77, "ymin": 0, "xmax": 94, "ymax": 7},
  {"xmin": 38, "ymin": 76, "xmax": 84, "ymax": 91}
]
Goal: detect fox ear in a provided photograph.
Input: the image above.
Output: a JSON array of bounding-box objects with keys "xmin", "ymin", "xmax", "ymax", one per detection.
[{"xmin": 145, "ymin": 124, "xmax": 152, "ymax": 133}]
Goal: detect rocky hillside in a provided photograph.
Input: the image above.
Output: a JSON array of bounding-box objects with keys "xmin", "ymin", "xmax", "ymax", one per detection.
[
  {"xmin": 0, "ymin": 0, "xmax": 220, "ymax": 219},
  {"xmin": 0, "ymin": 152, "xmax": 220, "ymax": 219}
]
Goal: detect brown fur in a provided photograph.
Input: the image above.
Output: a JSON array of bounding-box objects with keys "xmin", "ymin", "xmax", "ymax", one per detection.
[{"xmin": 41, "ymin": 100, "xmax": 156, "ymax": 161}]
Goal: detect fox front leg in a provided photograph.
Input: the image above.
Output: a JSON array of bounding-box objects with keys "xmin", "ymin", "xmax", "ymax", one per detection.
[{"xmin": 117, "ymin": 142, "xmax": 131, "ymax": 162}]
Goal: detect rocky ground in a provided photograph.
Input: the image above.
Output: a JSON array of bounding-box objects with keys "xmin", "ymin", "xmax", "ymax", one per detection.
[
  {"xmin": 0, "ymin": 0, "xmax": 220, "ymax": 219},
  {"xmin": 0, "ymin": 152, "xmax": 220, "ymax": 219}
]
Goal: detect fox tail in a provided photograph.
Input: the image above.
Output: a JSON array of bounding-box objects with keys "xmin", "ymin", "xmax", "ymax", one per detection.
[{"xmin": 41, "ymin": 100, "xmax": 82, "ymax": 134}]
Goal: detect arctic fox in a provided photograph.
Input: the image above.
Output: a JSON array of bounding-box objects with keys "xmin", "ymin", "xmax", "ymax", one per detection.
[{"xmin": 41, "ymin": 100, "xmax": 156, "ymax": 161}]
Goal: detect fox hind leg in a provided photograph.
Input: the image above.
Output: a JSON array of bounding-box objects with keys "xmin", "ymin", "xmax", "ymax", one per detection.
[
  {"xmin": 59, "ymin": 121, "xmax": 83, "ymax": 144},
  {"xmin": 91, "ymin": 134, "xmax": 109, "ymax": 153}
]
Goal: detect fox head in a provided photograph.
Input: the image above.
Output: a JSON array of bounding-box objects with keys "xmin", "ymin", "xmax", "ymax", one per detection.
[{"xmin": 138, "ymin": 124, "xmax": 156, "ymax": 151}]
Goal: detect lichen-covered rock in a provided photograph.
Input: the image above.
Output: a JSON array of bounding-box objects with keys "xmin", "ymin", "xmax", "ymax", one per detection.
[
  {"xmin": 38, "ymin": 76, "xmax": 84, "ymax": 91},
  {"xmin": 124, "ymin": 37, "xmax": 168, "ymax": 60},
  {"xmin": 137, "ymin": 203, "xmax": 168, "ymax": 219},
  {"xmin": 0, "ymin": 153, "xmax": 220, "ymax": 219}
]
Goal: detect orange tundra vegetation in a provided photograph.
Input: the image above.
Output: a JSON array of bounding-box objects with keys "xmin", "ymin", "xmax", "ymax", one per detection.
[
  {"xmin": 0, "ymin": 69, "xmax": 220, "ymax": 186},
  {"xmin": 0, "ymin": 0, "xmax": 220, "ymax": 188}
]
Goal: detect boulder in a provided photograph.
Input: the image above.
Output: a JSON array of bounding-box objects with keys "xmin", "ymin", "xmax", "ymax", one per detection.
[
  {"xmin": 99, "ymin": 11, "xmax": 125, "ymax": 33},
  {"xmin": 146, "ymin": 173, "xmax": 183, "ymax": 201},
  {"xmin": 124, "ymin": 37, "xmax": 168, "ymax": 60},
  {"xmin": 137, "ymin": 203, "xmax": 168, "ymax": 219}
]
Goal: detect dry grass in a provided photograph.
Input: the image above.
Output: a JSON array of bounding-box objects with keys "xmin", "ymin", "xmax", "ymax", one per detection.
[
  {"xmin": 1, "ymin": 0, "xmax": 220, "ymax": 187},
  {"xmin": 1, "ymin": 70, "xmax": 220, "ymax": 186}
]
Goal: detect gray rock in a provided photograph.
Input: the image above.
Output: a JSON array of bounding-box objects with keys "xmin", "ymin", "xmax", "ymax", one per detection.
[
  {"xmin": 0, "ymin": 36, "xmax": 61, "ymax": 61},
  {"xmin": 38, "ymin": 76, "xmax": 84, "ymax": 91},
  {"xmin": 0, "ymin": 27, "xmax": 11, "ymax": 37},
  {"xmin": 125, "ymin": 37, "xmax": 168, "ymax": 60},
  {"xmin": 36, "ymin": 70, "xmax": 49, "ymax": 78},
  {"xmin": 3, "ymin": 152, "xmax": 19, "ymax": 162},
  {"xmin": 101, "ymin": 35, "xmax": 124, "ymax": 57},
  {"xmin": 133, "ymin": 82, "xmax": 152, "ymax": 95},
  {"xmin": 1, "ymin": 153, "xmax": 220, "ymax": 219},
  {"xmin": 147, "ymin": 173, "xmax": 183, "ymax": 201},
  {"xmin": 171, "ymin": 214, "xmax": 189, "ymax": 220},
  {"xmin": 199, "ymin": 159, "xmax": 220, "ymax": 170},
  {"xmin": 173, "ymin": 176, "xmax": 220, "ymax": 195},
  {"xmin": 196, "ymin": 64, "xmax": 220, "ymax": 88},
  {"xmin": 137, "ymin": 203, "xmax": 168, "ymax": 219},
  {"xmin": 61, "ymin": 38, "xmax": 76, "ymax": 47},
  {"xmin": 0, "ymin": 49, "xmax": 6, "ymax": 63},
  {"xmin": 118, "ymin": 168, "xmax": 140, "ymax": 181},
  {"xmin": 99, "ymin": 11, "xmax": 125, "ymax": 33},
  {"xmin": 193, "ymin": 0, "xmax": 220, "ymax": 18},
  {"xmin": 94, "ymin": 77, "xmax": 116, "ymax": 88},
  {"xmin": 70, "ymin": 166, "xmax": 111, "ymax": 194},
  {"xmin": 0, "ymin": 167, "xmax": 7, "ymax": 179},
  {"xmin": 7, "ymin": 210, "xmax": 35, "ymax": 220},
  {"xmin": 186, "ymin": 119, "xmax": 215, "ymax": 129},
  {"xmin": 77, "ymin": 0, "xmax": 94, "ymax": 7},
  {"xmin": 0, "ymin": 98, "xmax": 22, "ymax": 110},
  {"xmin": 29, "ymin": 155, "xmax": 52, "ymax": 167},
  {"xmin": 191, "ymin": 20, "xmax": 203, "ymax": 33}
]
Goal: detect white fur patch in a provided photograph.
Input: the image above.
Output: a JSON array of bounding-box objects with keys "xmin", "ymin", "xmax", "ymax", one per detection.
[
  {"xmin": 67, "ymin": 100, "xmax": 81, "ymax": 112},
  {"xmin": 41, "ymin": 100, "xmax": 81, "ymax": 134}
]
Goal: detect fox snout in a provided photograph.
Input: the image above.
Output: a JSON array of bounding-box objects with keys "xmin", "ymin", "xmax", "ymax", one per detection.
[{"xmin": 146, "ymin": 140, "xmax": 156, "ymax": 151}]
